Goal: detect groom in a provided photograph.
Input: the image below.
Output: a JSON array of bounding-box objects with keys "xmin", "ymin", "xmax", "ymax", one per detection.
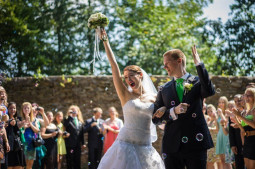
[{"xmin": 152, "ymin": 45, "xmax": 215, "ymax": 169}]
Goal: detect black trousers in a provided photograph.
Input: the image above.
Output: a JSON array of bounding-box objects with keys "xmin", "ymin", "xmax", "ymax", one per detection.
[
  {"xmin": 164, "ymin": 150, "xmax": 207, "ymax": 169},
  {"xmin": 66, "ymin": 146, "xmax": 81, "ymax": 169},
  {"xmin": 234, "ymin": 154, "xmax": 245, "ymax": 169},
  {"xmin": 88, "ymin": 147, "xmax": 102, "ymax": 169}
]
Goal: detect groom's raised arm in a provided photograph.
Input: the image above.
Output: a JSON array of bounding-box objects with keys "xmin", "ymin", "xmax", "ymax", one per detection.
[
  {"xmin": 196, "ymin": 63, "xmax": 215, "ymax": 98},
  {"xmin": 192, "ymin": 45, "xmax": 215, "ymax": 99}
]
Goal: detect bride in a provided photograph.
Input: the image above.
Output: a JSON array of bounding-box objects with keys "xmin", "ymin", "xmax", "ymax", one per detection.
[{"xmin": 97, "ymin": 29, "xmax": 165, "ymax": 169}]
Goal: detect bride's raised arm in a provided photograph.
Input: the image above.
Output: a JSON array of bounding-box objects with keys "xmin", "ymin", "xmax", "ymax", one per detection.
[{"xmin": 100, "ymin": 29, "xmax": 129, "ymax": 105}]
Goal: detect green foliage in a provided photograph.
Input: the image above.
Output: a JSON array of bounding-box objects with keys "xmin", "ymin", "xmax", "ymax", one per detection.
[
  {"xmin": 60, "ymin": 74, "xmax": 73, "ymax": 88},
  {"xmin": 203, "ymin": 0, "xmax": 255, "ymax": 76},
  {"xmin": 0, "ymin": 0, "xmax": 221, "ymax": 76},
  {"xmin": 110, "ymin": 0, "xmax": 217, "ymax": 75}
]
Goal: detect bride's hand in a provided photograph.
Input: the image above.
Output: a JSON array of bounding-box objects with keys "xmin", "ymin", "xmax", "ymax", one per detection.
[
  {"xmin": 152, "ymin": 106, "xmax": 167, "ymax": 119},
  {"xmin": 100, "ymin": 28, "xmax": 108, "ymax": 41}
]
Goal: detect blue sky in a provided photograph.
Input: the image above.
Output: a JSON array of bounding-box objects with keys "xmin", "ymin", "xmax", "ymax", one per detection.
[{"xmin": 203, "ymin": 0, "xmax": 235, "ymax": 23}]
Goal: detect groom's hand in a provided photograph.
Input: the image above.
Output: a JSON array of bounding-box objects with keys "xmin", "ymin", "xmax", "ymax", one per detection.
[
  {"xmin": 191, "ymin": 45, "xmax": 201, "ymax": 65},
  {"xmin": 174, "ymin": 103, "xmax": 190, "ymax": 114},
  {"xmin": 152, "ymin": 106, "xmax": 167, "ymax": 119}
]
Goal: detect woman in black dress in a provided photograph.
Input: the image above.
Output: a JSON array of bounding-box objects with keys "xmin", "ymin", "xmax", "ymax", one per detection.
[
  {"xmin": 41, "ymin": 111, "xmax": 58, "ymax": 169},
  {"xmin": 233, "ymin": 88, "xmax": 255, "ymax": 169},
  {"xmin": 6, "ymin": 102, "xmax": 26, "ymax": 169}
]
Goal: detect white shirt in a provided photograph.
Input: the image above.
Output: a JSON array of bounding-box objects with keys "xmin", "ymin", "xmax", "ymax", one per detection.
[{"xmin": 170, "ymin": 73, "xmax": 190, "ymax": 120}]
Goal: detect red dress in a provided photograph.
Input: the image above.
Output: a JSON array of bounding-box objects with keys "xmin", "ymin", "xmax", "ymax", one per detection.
[{"xmin": 103, "ymin": 124, "xmax": 119, "ymax": 154}]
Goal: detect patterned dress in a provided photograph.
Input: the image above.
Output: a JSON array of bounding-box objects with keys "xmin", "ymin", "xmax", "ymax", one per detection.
[{"xmin": 207, "ymin": 120, "xmax": 220, "ymax": 163}]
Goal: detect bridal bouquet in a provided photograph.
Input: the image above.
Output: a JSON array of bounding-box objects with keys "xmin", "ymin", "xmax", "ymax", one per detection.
[
  {"xmin": 88, "ymin": 13, "xmax": 109, "ymax": 29},
  {"xmin": 88, "ymin": 13, "xmax": 109, "ymax": 72}
]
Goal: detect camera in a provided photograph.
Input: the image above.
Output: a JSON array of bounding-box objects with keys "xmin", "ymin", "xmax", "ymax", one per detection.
[
  {"xmin": 36, "ymin": 107, "xmax": 41, "ymax": 111},
  {"xmin": 63, "ymin": 131, "xmax": 69, "ymax": 136}
]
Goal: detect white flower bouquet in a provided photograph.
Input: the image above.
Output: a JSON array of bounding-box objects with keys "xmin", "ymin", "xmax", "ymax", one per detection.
[
  {"xmin": 88, "ymin": 13, "xmax": 109, "ymax": 29},
  {"xmin": 88, "ymin": 13, "xmax": 109, "ymax": 73}
]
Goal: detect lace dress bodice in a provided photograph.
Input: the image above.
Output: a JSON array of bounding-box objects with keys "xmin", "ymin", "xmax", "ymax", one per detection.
[{"xmin": 117, "ymin": 99, "xmax": 154, "ymax": 145}]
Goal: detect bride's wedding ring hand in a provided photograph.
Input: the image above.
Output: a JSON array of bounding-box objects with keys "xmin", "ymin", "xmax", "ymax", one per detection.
[
  {"xmin": 152, "ymin": 106, "xmax": 167, "ymax": 119},
  {"xmin": 174, "ymin": 103, "xmax": 190, "ymax": 114}
]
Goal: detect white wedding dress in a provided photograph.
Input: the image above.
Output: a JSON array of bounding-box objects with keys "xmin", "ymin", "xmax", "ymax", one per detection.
[{"xmin": 98, "ymin": 98, "xmax": 165, "ymax": 169}]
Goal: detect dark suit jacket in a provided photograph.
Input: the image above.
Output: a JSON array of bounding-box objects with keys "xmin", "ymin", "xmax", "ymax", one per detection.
[
  {"xmin": 64, "ymin": 116, "xmax": 84, "ymax": 148},
  {"xmin": 153, "ymin": 63, "xmax": 215, "ymax": 155},
  {"xmin": 229, "ymin": 118, "xmax": 243, "ymax": 154},
  {"xmin": 84, "ymin": 117, "xmax": 104, "ymax": 149}
]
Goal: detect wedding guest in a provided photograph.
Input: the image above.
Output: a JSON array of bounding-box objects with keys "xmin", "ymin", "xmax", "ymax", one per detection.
[
  {"xmin": 103, "ymin": 107, "xmax": 123, "ymax": 153},
  {"xmin": 31, "ymin": 103, "xmax": 49, "ymax": 169},
  {"xmin": 203, "ymin": 100, "xmax": 210, "ymax": 122},
  {"xmin": 0, "ymin": 122, "xmax": 9, "ymax": 169},
  {"xmin": 84, "ymin": 107, "xmax": 104, "ymax": 169},
  {"xmin": 0, "ymin": 88, "xmax": 9, "ymax": 169},
  {"xmin": 0, "ymin": 87, "xmax": 8, "ymax": 116},
  {"xmin": 6, "ymin": 102, "xmax": 26, "ymax": 169},
  {"xmin": 215, "ymin": 96, "xmax": 232, "ymax": 169},
  {"xmin": 55, "ymin": 111, "xmax": 70, "ymax": 169},
  {"xmin": 229, "ymin": 94, "xmax": 245, "ymax": 169},
  {"xmin": 41, "ymin": 111, "xmax": 58, "ymax": 169},
  {"xmin": 206, "ymin": 104, "xmax": 220, "ymax": 169},
  {"xmin": 64, "ymin": 105, "xmax": 85, "ymax": 169},
  {"xmin": 20, "ymin": 102, "xmax": 40, "ymax": 169},
  {"xmin": 232, "ymin": 88, "xmax": 255, "ymax": 169}
]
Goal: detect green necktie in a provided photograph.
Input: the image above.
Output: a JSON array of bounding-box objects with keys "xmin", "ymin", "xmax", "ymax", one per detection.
[
  {"xmin": 73, "ymin": 117, "xmax": 78, "ymax": 127},
  {"xmin": 176, "ymin": 78, "xmax": 184, "ymax": 102}
]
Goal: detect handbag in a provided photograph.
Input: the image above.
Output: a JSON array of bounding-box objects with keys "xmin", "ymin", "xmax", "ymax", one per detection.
[{"xmin": 33, "ymin": 132, "xmax": 45, "ymax": 147}]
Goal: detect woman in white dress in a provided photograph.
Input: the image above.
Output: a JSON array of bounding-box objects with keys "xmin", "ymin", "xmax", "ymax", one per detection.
[{"xmin": 97, "ymin": 29, "xmax": 165, "ymax": 169}]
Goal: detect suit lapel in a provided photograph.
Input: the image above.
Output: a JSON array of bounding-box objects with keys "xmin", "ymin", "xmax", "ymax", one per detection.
[
  {"xmin": 182, "ymin": 74, "xmax": 196, "ymax": 102},
  {"xmin": 70, "ymin": 119, "xmax": 77, "ymax": 129},
  {"xmin": 169, "ymin": 80, "xmax": 180, "ymax": 105}
]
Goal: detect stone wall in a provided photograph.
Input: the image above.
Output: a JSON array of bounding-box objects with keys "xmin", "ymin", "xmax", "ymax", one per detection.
[{"xmin": 2, "ymin": 75, "xmax": 255, "ymax": 168}]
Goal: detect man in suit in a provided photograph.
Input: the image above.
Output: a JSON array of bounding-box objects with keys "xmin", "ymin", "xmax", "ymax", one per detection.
[
  {"xmin": 84, "ymin": 107, "xmax": 104, "ymax": 169},
  {"xmin": 64, "ymin": 108, "xmax": 85, "ymax": 169},
  {"xmin": 152, "ymin": 45, "xmax": 215, "ymax": 169},
  {"xmin": 229, "ymin": 94, "xmax": 245, "ymax": 169}
]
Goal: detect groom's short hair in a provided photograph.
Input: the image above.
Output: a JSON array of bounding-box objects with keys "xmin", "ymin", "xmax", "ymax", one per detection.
[{"xmin": 163, "ymin": 49, "xmax": 186, "ymax": 68}]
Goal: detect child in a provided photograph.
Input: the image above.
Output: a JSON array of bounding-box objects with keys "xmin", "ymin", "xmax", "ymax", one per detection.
[{"xmin": 55, "ymin": 111, "xmax": 69, "ymax": 169}]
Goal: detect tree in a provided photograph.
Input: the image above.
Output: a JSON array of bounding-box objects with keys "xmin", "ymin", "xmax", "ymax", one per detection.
[
  {"xmin": 0, "ymin": 0, "xmax": 116, "ymax": 76},
  {"xmin": 108, "ymin": 0, "xmax": 217, "ymax": 75},
  {"xmin": 0, "ymin": 0, "xmax": 44, "ymax": 77},
  {"xmin": 1, "ymin": 0, "xmax": 220, "ymax": 76},
  {"xmin": 203, "ymin": 0, "xmax": 255, "ymax": 76}
]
